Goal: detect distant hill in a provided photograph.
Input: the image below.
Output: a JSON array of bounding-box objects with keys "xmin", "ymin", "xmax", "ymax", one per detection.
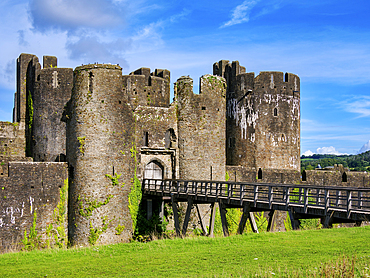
[{"xmin": 301, "ymin": 151, "xmax": 370, "ymax": 172}]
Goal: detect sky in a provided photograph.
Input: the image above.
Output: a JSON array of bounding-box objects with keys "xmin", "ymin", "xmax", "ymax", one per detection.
[{"xmin": 0, "ymin": 0, "xmax": 370, "ymax": 155}]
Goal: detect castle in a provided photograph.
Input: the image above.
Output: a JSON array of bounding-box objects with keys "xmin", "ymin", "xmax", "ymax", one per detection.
[{"xmin": 0, "ymin": 53, "xmax": 368, "ymax": 252}]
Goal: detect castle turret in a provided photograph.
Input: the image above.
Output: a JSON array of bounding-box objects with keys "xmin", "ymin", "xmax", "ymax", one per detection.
[
  {"xmin": 66, "ymin": 64, "xmax": 134, "ymax": 246},
  {"xmin": 123, "ymin": 67, "xmax": 170, "ymax": 109},
  {"xmin": 32, "ymin": 56, "xmax": 73, "ymax": 162},
  {"xmin": 215, "ymin": 60, "xmax": 300, "ymax": 178},
  {"xmin": 176, "ymin": 75, "xmax": 226, "ymax": 180}
]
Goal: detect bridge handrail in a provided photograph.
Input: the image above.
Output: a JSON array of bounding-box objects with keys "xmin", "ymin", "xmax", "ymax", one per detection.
[{"xmin": 142, "ymin": 179, "xmax": 370, "ymax": 215}]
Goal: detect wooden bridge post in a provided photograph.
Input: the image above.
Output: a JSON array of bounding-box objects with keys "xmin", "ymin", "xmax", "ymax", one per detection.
[
  {"xmin": 321, "ymin": 213, "xmax": 333, "ymax": 228},
  {"xmin": 237, "ymin": 204, "xmax": 251, "ymax": 234},
  {"xmin": 267, "ymin": 210, "xmax": 276, "ymax": 232},
  {"xmin": 171, "ymin": 195, "xmax": 181, "ymax": 237},
  {"xmin": 182, "ymin": 198, "xmax": 194, "ymax": 236},
  {"xmin": 195, "ymin": 204, "xmax": 208, "ymax": 236},
  {"xmin": 288, "ymin": 208, "xmax": 300, "ymax": 230},
  {"xmin": 218, "ymin": 200, "xmax": 229, "ymax": 236},
  {"xmin": 209, "ymin": 203, "xmax": 216, "ymax": 237},
  {"xmin": 249, "ymin": 212, "xmax": 259, "ymax": 233}
]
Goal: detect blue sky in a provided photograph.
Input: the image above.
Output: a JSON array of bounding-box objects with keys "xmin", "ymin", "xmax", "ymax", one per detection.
[{"xmin": 1, "ymin": 0, "xmax": 370, "ymax": 155}]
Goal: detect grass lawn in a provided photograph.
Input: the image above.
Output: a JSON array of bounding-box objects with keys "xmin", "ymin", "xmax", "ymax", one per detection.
[{"xmin": 1, "ymin": 226, "xmax": 370, "ymax": 277}]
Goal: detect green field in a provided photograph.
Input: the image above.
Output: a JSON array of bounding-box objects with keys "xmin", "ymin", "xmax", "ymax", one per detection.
[{"xmin": 1, "ymin": 226, "xmax": 370, "ymax": 277}]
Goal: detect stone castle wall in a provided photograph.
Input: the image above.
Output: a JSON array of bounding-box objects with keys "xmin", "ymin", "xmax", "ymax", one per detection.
[{"xmin": 0, "ymin": 162, "xmax": 67, "ymax": 252}]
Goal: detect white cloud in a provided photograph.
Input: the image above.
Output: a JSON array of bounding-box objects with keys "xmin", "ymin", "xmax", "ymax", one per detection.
[
  {"xmin": 339, "ymin": 96, "xmax": 370, "ymax": 118},
  {"xmin": 302, "ymin": 147, "xmax": 348, "ymax": 156},
  {"xmin": 67, "ymin": 36, "xmax": 132, "ymax": 68},
  {"xmin": 28, "ymin": 0, "xmax": 124, "ymax": 32},
  {"xmin": 221, "ymin": 0, "xmax": 260, "ymax": 28},
  {"xmin": 302, "ymin": 150, "xmax": 314, "ymax": 156},
  {"xmin": 316, "ymin": 146, "xmax": 347, "ymax": 155}
]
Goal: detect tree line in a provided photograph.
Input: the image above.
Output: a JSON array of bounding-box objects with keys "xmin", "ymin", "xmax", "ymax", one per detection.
[{"xmin": 301, "ymin": 151, "xmax": 370, "ymax": 172}]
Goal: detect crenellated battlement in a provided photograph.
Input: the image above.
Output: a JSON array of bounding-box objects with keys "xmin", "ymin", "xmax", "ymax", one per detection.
[{"xmin": 124, "ymin": 67, "xmax": 170, "ymax": 108}]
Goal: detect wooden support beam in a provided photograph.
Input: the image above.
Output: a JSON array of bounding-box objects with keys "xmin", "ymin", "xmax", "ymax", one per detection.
[
  {"xmin": 171, "ymin": 195, "xmax": 181, "ymax": 237},
  {"xmin": 267, "ymin": 210, "xmax": 276, "ymax": 232},
  {"xmin": 195, "ymin": 204, "xmax": 208, "ymax": 236},
  {"xmin": 208, "ymin": 203, "xmax": 216, "ymax": 237},
  {"xmin": 288, "ymin": 208, "xmax": 299, "ymax": 230},
  {"xmin": 182, "ymin": 198, "xmax": 193, "ymax": 236},
  {"xmin": 237, "ymin": 204, "xmax": 250, "ymax": 234},
  {"xmin": 159, "ymin": 199, "xmax": 164, "ymax": 222},
  {"xmin": 146, "ymin": 199, "xmax": 152, "ymax": 221},
  {"xmin": 249, "ymin": 212, "xmax": 259, "ymax": 233},
  {"xmin": 321, "ymin": 213, "xmax": 333, "ymax": 229},
  {"xmin": 218, "ymin": 200, "xmax": 229, "ymax": 236}
]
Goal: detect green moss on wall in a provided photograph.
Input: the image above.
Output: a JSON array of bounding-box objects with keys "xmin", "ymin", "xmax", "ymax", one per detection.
[
  {"xmin": 77, "ymin": 136, "xmax": 86, "ymax": 154},
  {"xmin": 88, "ymin": 216, "xmax": 110, "ymax": 246},
  {"xmin": 128, "ymin": 143, "xmax": 142, "ymax": 234},
  {"xmin": 78, "ymin": 194, "xmax": 113, "ymax": 218},
  {"xmin": 21, "ymin": 210, "xmax": 40, "ymax": 251}
]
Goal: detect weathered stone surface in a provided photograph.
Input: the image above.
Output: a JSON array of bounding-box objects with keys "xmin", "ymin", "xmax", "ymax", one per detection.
[
  {"xmin": 66, "ymin": 64, "xmax": 134, "ymax": 246},
  {"xmin": 0, "ymin": 162, "xmax": 67, "ymax": 253},
  {"xmin": 33, "ymin": 67, "xmax": 73, "ymax": 162},
  {"xmin": 214, "ymin": 61, "xmax": 300, "ymax": 172},
  {"xmin": 176, "ymin": 74, "xmax": 226, "ymax": 181}
]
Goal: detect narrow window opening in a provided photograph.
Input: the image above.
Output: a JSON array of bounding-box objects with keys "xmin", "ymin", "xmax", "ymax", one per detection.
[
  {"xmin": 165, "ymin": 128, "xmax": 177, "ymax": 149},
  {"xmin": 143, "ymin": 131, "xmax": 149, "ymax": 147},
  {"xmin": 285, "ymin": 73, "xmax": 289, "ymax": 82},
  {"xmin": 119, "ymin": 100, "xmax": 121, "ymax": 104},
  {"xmin": 89, "ymin": 72, "xmax": 94, "ymax": 93},
  {"xmin": 342, "ymin": 172, "xmax": 347, "ymax": 182},
  {"xmin": 258, "ymin": 168, "xmax": 263, "ymax": 179},
  {"xmin": 302, "ymin": 170, "xmax": 307, "ymax": 181},
  {"xmin": 228, "ymin": 137, "xmax": 235, "ymax": 148},
  {"xmin": 273, "ymin": 108, "xmax": 278, "ymax": 117},
  {"xmin": 113, "ymin": 166, "xmax": 115, "ymax": 176}
]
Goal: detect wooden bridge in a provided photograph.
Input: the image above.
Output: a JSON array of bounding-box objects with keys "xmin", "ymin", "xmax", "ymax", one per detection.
[{"xmin": 142, "ymin": 179, "xmax": 370, "ymax": 236}]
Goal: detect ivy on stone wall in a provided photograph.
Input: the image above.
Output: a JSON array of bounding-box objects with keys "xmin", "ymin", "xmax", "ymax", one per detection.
[
  {"xmin": 77, "ymin": 136, "xmax": 86, "ymax": 154},
  {"xmin": 128, "ymin": 143, "xmax": 142, "ymax": 234},
  {"xmin": 78, "ymin": 194, "xmax": 113, "ymax": 218},
  {"xmin": 21, "ymin": 210, "xmax": 40, "ymax": 251},
  {"xmin": 88, "ymin": 216, "xmax": 110, "ymax": 245},
  {"xmin": 52, "ymin": 179, "xmax": 68, "ymax": 247},
  {"xmin": 105, "ymin": 173, "xmax": 122, "ymax": 187}
]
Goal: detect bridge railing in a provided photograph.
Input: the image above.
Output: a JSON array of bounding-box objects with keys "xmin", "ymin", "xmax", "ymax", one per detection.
[{"xmin": 142, "ymin": 179, "xmax": 370, "ymax": 215}]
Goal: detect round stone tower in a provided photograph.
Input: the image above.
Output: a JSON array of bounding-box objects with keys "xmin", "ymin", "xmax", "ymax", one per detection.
[{"xmin": 66, "ymin": 64, "xmax": 134, "ymax": 246}]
